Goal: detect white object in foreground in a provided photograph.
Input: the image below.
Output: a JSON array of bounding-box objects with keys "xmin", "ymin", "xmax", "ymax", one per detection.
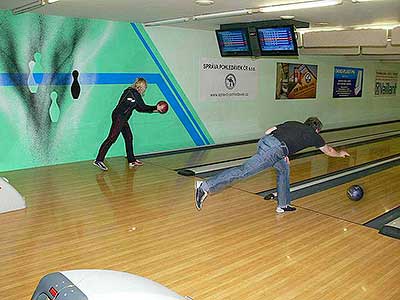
[{"xmin": 31, "ymin": 269, "xmax": 191, "ymax": 300}]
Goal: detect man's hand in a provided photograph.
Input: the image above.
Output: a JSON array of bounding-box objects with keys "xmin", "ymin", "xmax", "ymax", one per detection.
[
  {"xmin": 284, "ymin": 156, "xmax": 290, "ymax": 165},
  {"xmin": 338, "ymin": 150, "xmax": 350, "ymax": 158},
  {"xmin": 320, "ymin": 145, "xmax": 350, "ymax": 158}
]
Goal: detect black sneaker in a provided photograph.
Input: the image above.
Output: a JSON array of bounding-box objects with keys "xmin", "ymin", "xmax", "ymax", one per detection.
[
  {"xmin": 195, "ymin": 181, "xmax": 208, "ymax": 211},
  {"xmin": 93, "ymin": 160, "xmax": 108, "ymax": 171},
  {"xmin": 282, "ymin": 205, "xmax": 296, "ymax": 212}
]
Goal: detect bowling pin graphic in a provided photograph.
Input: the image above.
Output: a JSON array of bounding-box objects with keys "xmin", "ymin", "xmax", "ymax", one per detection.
[
  {"xmin": 354, "ymin": 70, "xmax": 363, "ymax": 96},
  {"xmin": 32, "ymin": 52, "xmax": 44, "ymax": 84},
  {"xmin": 49, "ymin": 91, "xmax": 60, "ymax": 123},
  {"xmin": 27, "ymin": 60, "xmax": 38, "ymax": 94},
  {"xmin": 71, "ymin": 70, "xmax": 81, "ymax": 99}
]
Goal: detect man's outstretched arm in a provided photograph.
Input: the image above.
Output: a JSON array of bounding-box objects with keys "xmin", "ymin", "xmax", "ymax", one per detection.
[{"xmin": 319, "ymin": 144, "xmax": 350, "ymax": 158}]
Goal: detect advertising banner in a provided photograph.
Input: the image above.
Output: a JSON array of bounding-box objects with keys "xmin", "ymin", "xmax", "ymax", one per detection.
[
  {"xmin": 333, "ymin": 66, "xmax": 364, "ymax": 98},
  {"xmin": 200, "ymin": 58, "xmax": 258, "ymax": 101},
  {"xmin": 276, "ymin": 63, "xmax": 318, "ymax": 100}
]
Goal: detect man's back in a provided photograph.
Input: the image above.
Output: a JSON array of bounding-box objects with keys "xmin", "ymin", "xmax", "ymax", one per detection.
[{"xmin": 272, "ymin": 121, "xmax": 325, "ymax": 155}]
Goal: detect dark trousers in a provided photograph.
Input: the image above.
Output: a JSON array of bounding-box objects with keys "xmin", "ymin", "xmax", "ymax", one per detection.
[{"xmin": 96, "ymin": 114, "xmax": 136, "ymax": 163}]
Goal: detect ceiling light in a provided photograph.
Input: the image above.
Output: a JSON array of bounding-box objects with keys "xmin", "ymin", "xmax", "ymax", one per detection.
[
  {"xmin": 297, "ymin": 26, "xmax": 346, "ymax": 33},
  {"xmin": 193, "ymin": 9, "xmax": 253, "ymax": 20},
  {"xmin": 12, "ymin": 0, "xmax": 59, "ymax": 14},
  {"xmin": 12, "ymin": 0, "xmax": 45, "ymax": 14},
  {"xmin": 280, "ymin": 15, "xmax": 295, "ymax": 20},
  {"xmin": 259, "ymin": 0, "xmax": 342, "ymax": 13},
  {"xmin": 353, "ymin": 23, "xmax": 400, "ymax": 30},
  {"xmin": 144, "ymin": 17, "xmax": 191, "ymax": 27},
  {"xmin": 195, "ymin": 0, "xmax": 215, "ymax": 5}
]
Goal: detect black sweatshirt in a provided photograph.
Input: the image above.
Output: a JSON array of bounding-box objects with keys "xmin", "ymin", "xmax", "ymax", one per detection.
[{"xmin": 112, "ymin": 87, "xmax": 157, "ymax": 119}]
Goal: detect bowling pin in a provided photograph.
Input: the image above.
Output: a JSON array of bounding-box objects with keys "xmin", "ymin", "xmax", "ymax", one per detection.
[
  {"xmin": 49, "ymin": 91, "xmax": 60, "ymax": 123},
  {"xmin": 27, "ymin": 60, "xmax": 38, "ymax": 94},
  {"xmin": 71, "ymin": 70, "xmax": 81, "ymax": 99},
  {"xmin": 32, "ymin": 52, "xmax": 44, "ymax": 84}
]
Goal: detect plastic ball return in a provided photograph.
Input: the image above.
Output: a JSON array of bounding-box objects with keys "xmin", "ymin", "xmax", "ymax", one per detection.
[
  {"xmin": 0, "ymin": 177, "xmax": 26, "ymax": 214},
  {"xmin": 31, "ymin": 269, "xmax": 192, "ymax": 300}
]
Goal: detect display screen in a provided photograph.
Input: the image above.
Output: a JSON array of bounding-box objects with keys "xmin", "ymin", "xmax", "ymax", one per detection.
[
  {"xmin": 256, "ymin": 26, "xmax": 298, "ymax": 56},
  {"xmin": 216, "ymin": 29, "xmax": 252, "ymax": 56}
]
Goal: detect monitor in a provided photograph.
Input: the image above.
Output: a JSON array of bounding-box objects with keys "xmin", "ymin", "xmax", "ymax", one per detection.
[
  {"xmin": 256, "ymin": 25, "xmax": 298, "ymax": 56},
  {"xmin": 215, "ymin": 28, "xmax": 252, "ymax": 57}
]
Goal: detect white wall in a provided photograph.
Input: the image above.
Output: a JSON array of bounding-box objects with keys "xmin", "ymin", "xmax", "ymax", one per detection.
[{"xmin": 147, "ymin": 26, "xmax": 400, "ymax": 143}]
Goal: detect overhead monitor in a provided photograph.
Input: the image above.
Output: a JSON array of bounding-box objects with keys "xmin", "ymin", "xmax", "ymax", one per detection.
[
  {"xmin": 215, "ymin": 28, "xmax": 252, "ymax": 57},
  {"xmin": 256, "ymin": 25, "xmax": 298, "ymax": 56}
]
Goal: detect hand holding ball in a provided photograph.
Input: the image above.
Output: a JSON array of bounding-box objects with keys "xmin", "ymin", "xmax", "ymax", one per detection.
[{"xmin": 157, "ymin": 101, "xmax": 169, "ymax": 114}]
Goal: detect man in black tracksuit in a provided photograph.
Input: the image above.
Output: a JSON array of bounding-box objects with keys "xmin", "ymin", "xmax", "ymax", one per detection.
[{"xmin": 93, "ymin": 78, "xmax": 162, "ymax": 171}]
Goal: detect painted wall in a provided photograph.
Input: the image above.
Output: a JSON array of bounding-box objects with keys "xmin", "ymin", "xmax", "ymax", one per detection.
[
  {"xmin": 147, "ymin": 26, "xmax": 400, "ymax": 143},
  {"xmin": 0, "ymin": 11, "xmax": 211, "ymax": 172},
  {"xmin": 0, "ymin": 9, "xmax": 399, "ymax": 172}
]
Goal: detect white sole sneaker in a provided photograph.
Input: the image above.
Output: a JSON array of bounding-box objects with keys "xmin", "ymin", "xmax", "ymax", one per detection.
[
  {"xmin": 195, "ymin": 180, "xmax": 208, "ymax": 211},
  {"xmin": 195, "ymin": 180, "xmax": 202, "ymax": 189},
  {"xmin": 93, "ymin": 160, "xmax": 108, "ymax": 171}
]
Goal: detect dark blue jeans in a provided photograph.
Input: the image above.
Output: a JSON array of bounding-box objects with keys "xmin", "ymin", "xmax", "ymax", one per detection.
[{"xmin": 202, "ymin": 135, "xmax": 291, "ymax": 208}]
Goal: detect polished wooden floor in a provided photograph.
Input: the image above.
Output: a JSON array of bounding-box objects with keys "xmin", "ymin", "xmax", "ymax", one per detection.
[{"xmin": 0, "ymin": 126, "xmax": 400, "ymax": 300}]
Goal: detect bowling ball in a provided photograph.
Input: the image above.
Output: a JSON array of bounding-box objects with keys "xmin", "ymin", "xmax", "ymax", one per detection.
[
  {"xmin": 347, "ymin": 185, "xmax": 364, "ymax": 201},
  {"xmin": 157, "ymin": 101, "xmax": 169, "ymax": 114}
]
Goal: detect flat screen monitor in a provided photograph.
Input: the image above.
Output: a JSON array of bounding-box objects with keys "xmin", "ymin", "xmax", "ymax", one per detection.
[
  {"xmin": 256, "ymin": 25, "xmax": 298, "ymax": 56},
  {"xmin": 215, "ymin": 28, "xmax": 252, "ymax": 57}
]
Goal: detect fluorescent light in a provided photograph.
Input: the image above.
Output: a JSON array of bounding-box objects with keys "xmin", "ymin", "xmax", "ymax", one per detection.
[
  {"xmin": 353, "ymin": 23, "xmax": 400, "ymax": 30},
  {"xmin": 144, "ymin": 17, "xmax": 190, "ymax": 27},
  {"xmin": 259, "ymin": 0, "xmax": 342, "ymax": 13},
  {"xmin": 193, "ymin": 9, "xmax": 252, "ymax": 20},
  {"xmin": 280, "ymin": 15, "xmax": 295, "ymax": 20},
  {"xmin": 195, "ymin": 0, "xmax": 215, "ymax": 5},
  {"xmin": 12, "ymin": 0, "xmax": 59, "ymax": 14},
  {"xmin": 12, "ymin": 0, "xmax": 44, "ymax": 14},
  {"xmin": 297, "ymin": 26, "xmax": 346, "ymax": 33}
]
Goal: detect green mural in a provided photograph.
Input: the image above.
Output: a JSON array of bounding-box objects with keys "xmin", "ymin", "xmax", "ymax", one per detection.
[{"xmin": 0, "ymin": 10, "xmax": 212, "ymax": 172}]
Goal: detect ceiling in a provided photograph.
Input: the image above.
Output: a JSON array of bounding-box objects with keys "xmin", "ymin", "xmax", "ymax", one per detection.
[{"xmin": 0, "ymin": 0, "xmax": 399, "ymax": 31}]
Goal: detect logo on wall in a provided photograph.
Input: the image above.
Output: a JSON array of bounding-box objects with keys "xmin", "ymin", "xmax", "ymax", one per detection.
[
  {"xmin": 225, "ymin": 73, "xmax": 236, "ymax": 90},
  {"xmin": 200, "ymin": 58, "xmax": 258, "ymax": 101},
  {"xmin": 375, "ymin": 70, "xmax": 398, "ymax": 97}
]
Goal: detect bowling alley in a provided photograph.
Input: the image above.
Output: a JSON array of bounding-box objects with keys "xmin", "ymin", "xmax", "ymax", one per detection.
[{"xmin": 0, "ymin": 1, "xmax": 399, "ymax": 299}]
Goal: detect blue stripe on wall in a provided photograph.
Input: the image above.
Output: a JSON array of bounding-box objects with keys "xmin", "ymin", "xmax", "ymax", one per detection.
[
  {"xmin": 130, "ymin": 23, "xmax": 211, "ymax": 145},
  {"xmin": 0, "ymin": 72, "xmax": 206, "ymax": 145}
]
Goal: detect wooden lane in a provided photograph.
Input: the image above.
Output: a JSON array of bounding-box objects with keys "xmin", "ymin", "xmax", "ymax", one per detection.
[
  {"xmin": 231, "ymin": 136, "xmax": 400, "ymax": 194},
  {"xmin": 144, "ymin": 142, "xmax": 257, "ymax": 170},
  {"xmin": 320, "ymin": 121, "xmax": 400, "ymax": 142},
  {"xmin": 0, "ymin": 161, "xmax": 399, "ymax": 300},
  {"xmin": 295, "ymin": 165, "xmax": 400, "ymax": 225},
  {"xmin": 145, "ymin": 121, "xmax": 400, "ymax": 170}
]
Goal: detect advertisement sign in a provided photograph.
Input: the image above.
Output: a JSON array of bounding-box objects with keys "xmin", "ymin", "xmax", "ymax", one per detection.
[
  {"xmin": 333, "ymin": 66, "xmax": 364, "ymax": 98},
  {"xmin": 375, "ymin": 70, "xmax": 398, "ymax": 96},
  {"xmin": 276, "ymin": 63, "xmax": 318, "ymax": 99},
  {"xmin": 200, "ymin": 58, "xmax": 258, "ymax": 101}
]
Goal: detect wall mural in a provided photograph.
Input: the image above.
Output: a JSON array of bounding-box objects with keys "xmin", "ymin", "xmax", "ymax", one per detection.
[{"xmin": 0, "ymin": 11, "xmax": 212, "ymax": 171}]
